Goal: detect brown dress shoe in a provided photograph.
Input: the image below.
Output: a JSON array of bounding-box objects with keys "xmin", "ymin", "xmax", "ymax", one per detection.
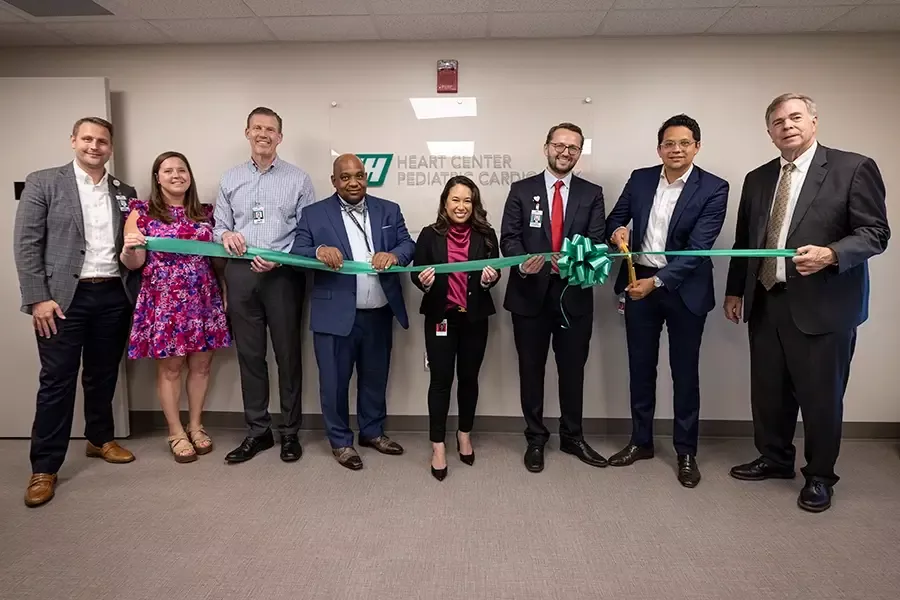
[
  {"xmin": 359, "ymin": 435, "xmax": 404, "ymax": 455},
  {"xmin": 332, "ymin": 447, "xmax": 363, "ymax": 470},
  {"xmin": 25, "ymin": 473, "xmax": 57, "ymax": 508},
  {"xmin": 86, "ymin": 441, "xmax": 135, "ymax": 464}
]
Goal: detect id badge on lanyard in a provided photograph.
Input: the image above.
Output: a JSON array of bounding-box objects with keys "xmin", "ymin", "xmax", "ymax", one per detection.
[
  {"xmin": 345, "ymin": 208, "xmax": 372, "ymax": 260},
  {"xmin": 252, "ymin": 202, "xmax": 265, "ymax": 225}
]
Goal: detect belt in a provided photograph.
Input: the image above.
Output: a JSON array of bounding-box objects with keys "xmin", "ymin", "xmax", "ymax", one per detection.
[{"xmin": 79, "ymin": 276, "xmax": 119, "ymax": 284}]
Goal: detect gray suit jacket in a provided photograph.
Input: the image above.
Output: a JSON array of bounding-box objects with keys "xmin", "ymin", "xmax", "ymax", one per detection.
[
  {"xmin": 725, "ymin": 144, "xmax": 890, "ymax": 335},
  {"xmin": 13, "ymin": 162, "xmax": 141, "ymax": 314}
]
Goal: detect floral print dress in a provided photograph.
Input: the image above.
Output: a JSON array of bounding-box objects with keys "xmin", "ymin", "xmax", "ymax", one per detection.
[{"xmin": 127, "ymin": 200, "xmax": 231, "ymax": 359}]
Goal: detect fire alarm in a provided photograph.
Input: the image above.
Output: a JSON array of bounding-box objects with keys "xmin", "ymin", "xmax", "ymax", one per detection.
[{"xmin": 437, "ymin": 59, "xmax": 458, "ymax": 94}]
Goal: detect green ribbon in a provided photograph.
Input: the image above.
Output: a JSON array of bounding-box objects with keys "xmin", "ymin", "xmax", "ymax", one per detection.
[{"xmin": 141, "ymin": 237, "xmax": 796, "ymax": 282}]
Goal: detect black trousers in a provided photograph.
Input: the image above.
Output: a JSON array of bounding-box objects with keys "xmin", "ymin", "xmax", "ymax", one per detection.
[
  {"xmin": 512, "ymin": 276, "xmax": 592, "ymax": 446},
  {"xmin": 625, "ymin": 265, "xmax": 707, "ymax": 456},
  {"xmin": 424, "ymin": 308, "xmax": 489, "ymax": 444},
  {"xmin": 749, "ymin": 283, "xmax": 856, "ymax": 486},
  {"xmin": 225, "ymin": 261, "xmax": 305, "ymax": 437},
  {"xmin": 31, "ymin": 280, "xmax": 131, "ymax": 474}
]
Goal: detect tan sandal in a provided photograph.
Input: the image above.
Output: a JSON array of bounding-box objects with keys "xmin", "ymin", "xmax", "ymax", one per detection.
[
  {"xmin": 168, "ymin": 433, "xmax": 197, "ymax": 463},
  {"xmin": 187, "ymin": 426, "xmax": 214, "ymax": 455}
]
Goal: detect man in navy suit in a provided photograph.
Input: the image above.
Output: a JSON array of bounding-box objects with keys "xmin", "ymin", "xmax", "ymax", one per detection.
[
  {"xmin": 291, "ymin": 154, "xmax": 415, "ymax": 470},
  {"xmin": 606, "ymin": 114, "xmax": 729, "ymax": 488},
  {"xmin": 500, "ymin": 122, "xmax": 608, "ymax": 473}
]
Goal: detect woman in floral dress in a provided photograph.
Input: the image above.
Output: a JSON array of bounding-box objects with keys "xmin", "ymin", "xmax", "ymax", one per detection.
[{"xmin": 120, "ymin": 151, "xmax": 231, "ymax": 463}]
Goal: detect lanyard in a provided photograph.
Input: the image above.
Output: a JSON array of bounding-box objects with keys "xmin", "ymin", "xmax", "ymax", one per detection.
[{"xmin": 344, "ymin": 206, "xmax": 371, "ymax": 254}]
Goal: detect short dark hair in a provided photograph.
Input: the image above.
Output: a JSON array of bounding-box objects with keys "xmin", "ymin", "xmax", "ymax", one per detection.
[
  {"xmin": 657, "ymin": 114, "xmax": 701, "ymax": 146},
  {"xmin": 545, "ymin": 122, "xmax": 584, "ymax": 147},
  {"xmin": 72, "ymin": 117, "xmax": 114, "ymax": 141},
  {"xmin": 246, "ymin": 106, "xmax": 283, "ymax": 133}
]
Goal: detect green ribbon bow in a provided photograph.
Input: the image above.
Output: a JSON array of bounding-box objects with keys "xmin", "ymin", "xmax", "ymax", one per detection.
[{"xmin": 556, "ymin": 234, "xmax": 613, "ymax": 289}]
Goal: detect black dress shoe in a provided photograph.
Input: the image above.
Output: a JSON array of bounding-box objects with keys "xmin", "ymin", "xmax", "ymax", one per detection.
[
  {"xmin": 729, "ymin": 457, "xmax": 796, "ymax": 481},
  {"xmin": 225, "ymin": 430, "xmax": 274, "ymax": 463},
  {"xmin": 280, "ymin": 434, "xmax": 302, "ymax": 462},
  {"xmin": 559, "ymin": 438, "xmax": 608, "ymax": 468},
  {"xmin": 677, "ymin": 454, "xmax": 701, "ymax": 488},
  {"xmin": 608, "ymin": 443, "xmax": 654, "ymax": 467},
  {"xmin": 524, "ymin": 445, "xmax": 544, "ymax": 473},
  {"xmin": 798, "ymin": 479, "xmax": 833, "ymax": 513}
]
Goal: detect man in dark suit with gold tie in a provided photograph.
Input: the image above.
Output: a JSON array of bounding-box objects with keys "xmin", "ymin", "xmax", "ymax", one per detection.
[
  {"xmin": 724, "ymin": 93, "xmax": 890, "ymax": 513},
  {"xmin": 500, "ymin": 122, "xmax": 608, "ymax": 473}
]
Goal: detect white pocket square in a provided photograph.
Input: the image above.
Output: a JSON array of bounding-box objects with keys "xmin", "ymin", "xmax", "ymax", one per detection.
[{"xmin": 381, "ymin": 225, "xmax": 392, "ymax": 229}]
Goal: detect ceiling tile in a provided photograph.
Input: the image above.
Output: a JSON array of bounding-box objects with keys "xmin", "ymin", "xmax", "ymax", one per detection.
[
  {"xmin": 374, "ymin": 13, "xmax": 488, "ymax": 39},
  {"xmin": 0, "ymin": 7, "xmax": 25, "ymax": 22},
  {"xmin": 490, "ymin": 11, "xmax": 606, "ymax": 37},
  {"xmin": 613, "ymin": 0, "xmax": 736, "ymax": 8},
  {"xmin": 243, "ymin": 0, "xmax": 369, "ymax": 17},
  {"xmin": 150, "ymin": 17, "xmax": 276, "ymax": 43},
  {"xmin": 821, "ymin": 5, "xmax": 900, "ymax": 30},
  {"xmin": 45, "ymin": 19, "xmax": 171, "ymax": 44},
  {"xmin": 738, "ymin": 0, "xmax": 866, "ymax": 6},
  {"xmin": 0, "ymin": 23, "xmax": 70, "ymax": 45},
  {"xmin": 599, "ymin": 8, "xmax": 728, "ymax": 34},
  {"xmin": 263, "ymin": 15, "xmax": 378, "ymax": 41},
  {"xmin": 492, "ymin": 0, "xmax": 615, "ymax": 11},
  {"xmin": 3, "ymin": 0, "xmax": 112, "ymax": 17},
  {"xmin": 370, "ymin": 0, "xmax": 489, "ymax": 15},
  {"xmin": 95, "ymin": 0, "xmax": 253, "ymax": 19},
  {"xmin": 707, "ymin": 6, "xmax": 854, "ymax": 33}
]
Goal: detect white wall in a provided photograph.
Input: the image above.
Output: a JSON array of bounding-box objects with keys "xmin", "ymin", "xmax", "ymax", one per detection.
[{"xmin": 1, "ymin": 34, "xmax": 897, "ymax": 422}]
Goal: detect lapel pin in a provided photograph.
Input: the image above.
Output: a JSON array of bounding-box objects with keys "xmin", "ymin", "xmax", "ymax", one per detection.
[{"xmin": 113, "ymin": 179, "xmax": 120, "ymax": 187}]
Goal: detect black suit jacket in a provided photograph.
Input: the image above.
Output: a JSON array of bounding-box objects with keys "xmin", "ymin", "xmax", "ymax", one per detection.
[
  {"xmin": 411, "ymin": 224, "xmax": 501, "ymax": 322},
  {"xmin": 725, "ymin": 144, "xmax": 890, "ymax": 335},
  {"xmin": 499, "ymin": 172, "xmax": 606, "ymax": 317}
]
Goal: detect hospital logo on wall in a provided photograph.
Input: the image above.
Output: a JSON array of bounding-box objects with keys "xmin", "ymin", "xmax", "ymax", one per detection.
[{"xmin": 356, "ymin": 153, "xmax": 393, "ymax": 187}]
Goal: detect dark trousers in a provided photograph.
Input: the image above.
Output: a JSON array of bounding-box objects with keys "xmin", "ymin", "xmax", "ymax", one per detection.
[
  {"xmin": 225, "ymin": 261, "xmax": 305, "ymax": 437},
  {"xmin": 313, "ymin": 306, "xmax": 393, "ymax": 449},
  {"xmin": 512, "ymin": 276, "xmax": 592, "ymax": 447},
  {"xmin": 31, "ymin": 281, "xmax": 131, "ymax": 474},
  {"xmin": 424, "ymin": 309, "xmax": 489, "ymax": 444},
  {"xmin": 749, "ymin": 283, "xmax": 855, "ymax": 486},
  {"xmin": 625, "ymin": 265, "xmax": 707, "ymax": 456}
]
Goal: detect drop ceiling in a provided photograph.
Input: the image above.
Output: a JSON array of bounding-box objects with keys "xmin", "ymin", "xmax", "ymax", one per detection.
[{"xmin": 0, "ymin": 0, "xmax": 897, "ymax": 46}]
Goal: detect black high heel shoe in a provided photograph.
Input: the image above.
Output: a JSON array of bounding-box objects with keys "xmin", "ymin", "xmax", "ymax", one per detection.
[
  {"xmin": 457, "ymin": 431, "xmax": 475, "ymax": 466},
  {"xmin": 431, "ymin": 445, "xmax": 448, "ymax": 481}
]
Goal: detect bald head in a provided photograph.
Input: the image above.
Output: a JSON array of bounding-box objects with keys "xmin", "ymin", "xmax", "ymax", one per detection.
[{"xmin": 331, "ymin": 153, "xmax": 368, "ymax": 204}]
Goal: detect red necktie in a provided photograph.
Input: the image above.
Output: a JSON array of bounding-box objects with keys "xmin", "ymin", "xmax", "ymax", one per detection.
[{"xmin": 551, "ymin": 179, "xmax": 564, "ymax": 253}]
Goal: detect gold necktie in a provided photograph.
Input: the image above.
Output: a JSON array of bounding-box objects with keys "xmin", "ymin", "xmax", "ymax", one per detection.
[{"xmin": 758, "ymin": 163, "xmax": 795, "ymax": 290}]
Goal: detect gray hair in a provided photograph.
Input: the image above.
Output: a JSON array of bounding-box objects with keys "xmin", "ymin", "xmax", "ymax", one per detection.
[{"xmin": 765, "ymin": 93, "xmax": 817, "ymax": 125}]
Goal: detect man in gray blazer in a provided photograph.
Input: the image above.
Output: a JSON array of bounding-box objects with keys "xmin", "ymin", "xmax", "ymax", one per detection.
[
  {"xmin": 14, "ymin": 117, "xmax": 141, "ymax": 508},
  {"xmin": 724, "ymin": 94, "xmax": 890, "ymax": 513}
]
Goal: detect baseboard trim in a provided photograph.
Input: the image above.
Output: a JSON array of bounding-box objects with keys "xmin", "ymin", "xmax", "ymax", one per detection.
[{"xmin": 128, "ymin": 411, "xmax": 900, "ymax": 440}]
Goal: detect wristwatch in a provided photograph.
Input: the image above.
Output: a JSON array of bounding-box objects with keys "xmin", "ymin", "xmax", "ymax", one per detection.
[{"xmin": 653, "ymin": 276, "xmax": 664, "ymax": 288}]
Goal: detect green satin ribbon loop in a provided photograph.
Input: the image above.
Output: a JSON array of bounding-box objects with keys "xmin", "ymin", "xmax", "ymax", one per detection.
[{"xmin": 557, "ymin": 234, "xmax": 612, "ymax": 289}]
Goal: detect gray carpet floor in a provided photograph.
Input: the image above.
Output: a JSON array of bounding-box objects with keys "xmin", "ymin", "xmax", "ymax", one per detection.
[{"xmin": 1, "ymin": 431, "xmax": 899, "ymax": 600}]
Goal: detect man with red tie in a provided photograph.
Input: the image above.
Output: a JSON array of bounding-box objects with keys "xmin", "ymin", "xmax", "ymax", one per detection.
[{"xmin": 500, "ymin": 122, "xmax": 608, "ymax": 473}]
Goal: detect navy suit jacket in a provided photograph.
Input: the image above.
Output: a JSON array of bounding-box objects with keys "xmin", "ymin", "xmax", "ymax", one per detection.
[
  {"xmin": 290, "ymin": 193, "xmax": 415, "ymax": 337},
  {"xmin": 605, "ymin": 165, "xmax": 729, "ymax": 316}
]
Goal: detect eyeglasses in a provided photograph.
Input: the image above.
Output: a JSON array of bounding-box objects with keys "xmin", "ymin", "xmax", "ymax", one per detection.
[
  {"xmin": 660, "ymin": 140, "xmax": 697, "ymax": 150},
  {"xmin": 548, "ymin": 142, "xmax": 582, "ymax": 155}
]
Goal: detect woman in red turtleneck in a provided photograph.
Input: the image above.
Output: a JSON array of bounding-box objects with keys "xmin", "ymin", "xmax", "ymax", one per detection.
[{"xmin": 411, "ymin": 175, "xmax": 501, "ymax": 481}]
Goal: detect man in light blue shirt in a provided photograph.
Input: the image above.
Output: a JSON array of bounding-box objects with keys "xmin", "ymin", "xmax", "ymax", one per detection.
[{"xmin": 213, "ymin": 106, "xmax": 316, "ymax": 465}]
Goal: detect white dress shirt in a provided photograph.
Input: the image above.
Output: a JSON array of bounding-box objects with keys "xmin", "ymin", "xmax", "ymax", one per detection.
[
  {"xmin": 73, "ymin": 160, "xmax": 119, "ymax": 278},
  {"xmin": 339, "ymin": 197, "xmax": 388, "ymax": 309},
  {"xmin": 772, "ymin": 141, "xmax": 818, "ymax": 282},
  {"xmin": 544, "ymin": 169, "xmax": 573, "ymax": 221},
  {"xmin": 636, "ymin": 165, "xmax": 694, "ymax": 268}
]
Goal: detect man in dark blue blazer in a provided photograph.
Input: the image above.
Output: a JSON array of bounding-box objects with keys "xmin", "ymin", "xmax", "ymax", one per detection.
[
  {"xmin": 605, "ymin": 114, "xmax": 729, "ymax": 488},
  {"xmin": 291, "ymin": 154, "xmax": 415, "ymax": 470}
]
